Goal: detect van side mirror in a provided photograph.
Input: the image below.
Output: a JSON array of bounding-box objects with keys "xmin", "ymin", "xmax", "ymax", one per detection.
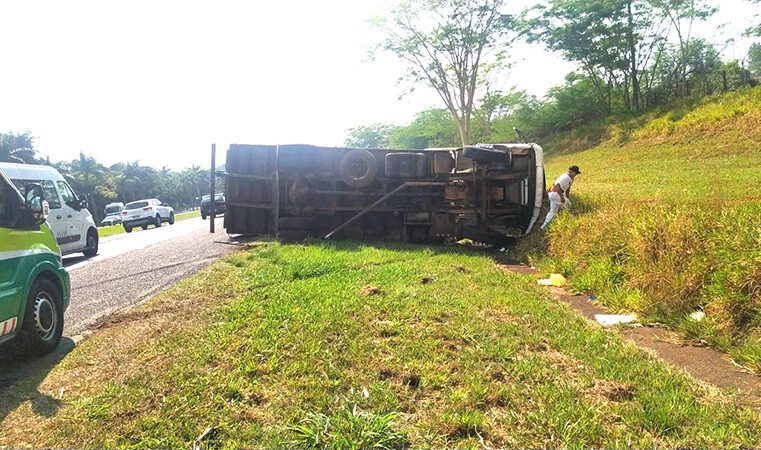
[{"xmin": 24, "ymin": 183, "xmax": 49, "ymax": 224}]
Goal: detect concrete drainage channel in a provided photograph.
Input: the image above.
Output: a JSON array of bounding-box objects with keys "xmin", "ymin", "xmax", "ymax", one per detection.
[{"xmin": 501, "ymin": 263, "xmax": 761, "ymax": 408}]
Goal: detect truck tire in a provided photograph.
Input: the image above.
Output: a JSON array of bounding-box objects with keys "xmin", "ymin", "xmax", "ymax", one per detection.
[
  {"xmin": 463, "ymin": 146, "xmax": 512, "ymax": 165},
  {"xmin": 125, "ymin": 225, "xmax": 133, "ymax": 233},
  {"xmin": 83, "ymin": 229, "xmax": 99, "ymax": 257},
  {"xmin": 22, "ymin": 277, "xmax": 64, "ymax": 355},
  {"xmin": 339, "ymin": 149, "xmax": 378, "ymax": 188}
]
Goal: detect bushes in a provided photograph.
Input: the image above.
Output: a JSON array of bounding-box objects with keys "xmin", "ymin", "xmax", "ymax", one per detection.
[{"xmin": 531, "ymin": 199, "xmax": 761, "ymax": 370}]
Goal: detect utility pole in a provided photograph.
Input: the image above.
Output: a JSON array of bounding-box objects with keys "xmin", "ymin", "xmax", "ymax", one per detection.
[{"xmin": 210, "ymin": 143, "xmax": 215, "ymax": 233}]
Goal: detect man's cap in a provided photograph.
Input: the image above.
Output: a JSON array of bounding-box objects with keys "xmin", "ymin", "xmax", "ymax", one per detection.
[{"xmin": 569, "ymin": 165, "xmax": 581, "ymax": 174}]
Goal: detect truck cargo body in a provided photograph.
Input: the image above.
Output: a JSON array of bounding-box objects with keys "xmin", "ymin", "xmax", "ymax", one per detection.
[{"xmin": 222, "ymin": 143, "xmax": 544, "ymax": 244}]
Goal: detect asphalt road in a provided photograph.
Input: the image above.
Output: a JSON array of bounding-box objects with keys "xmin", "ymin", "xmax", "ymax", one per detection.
[{"xmin": 62, "ymin": 216, "xmax": 242, "ymax": 336}]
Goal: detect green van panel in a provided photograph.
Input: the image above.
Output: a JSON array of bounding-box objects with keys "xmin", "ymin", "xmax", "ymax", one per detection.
[{"xmin": 0, "ymin": 227, "xmax": 33, "ymax": 333}]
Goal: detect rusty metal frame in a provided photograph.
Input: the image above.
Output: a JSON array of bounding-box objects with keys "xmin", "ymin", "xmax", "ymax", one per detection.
[{"xmin": 323, "ymin": 181, "xmax": 448, "ymax": 239}]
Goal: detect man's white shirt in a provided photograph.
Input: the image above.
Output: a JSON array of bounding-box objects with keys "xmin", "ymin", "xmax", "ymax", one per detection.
[{"xmin": 554, "ymin": 172, "xmax": 573, "ymax": 192}]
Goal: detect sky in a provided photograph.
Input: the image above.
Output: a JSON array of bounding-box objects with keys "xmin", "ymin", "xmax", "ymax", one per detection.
[{"xmin": 0, "ymin": 0, "xmax": 757, "ymax": 170}]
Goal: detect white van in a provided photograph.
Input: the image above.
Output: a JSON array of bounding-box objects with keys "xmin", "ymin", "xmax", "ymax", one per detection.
[{"xmin": 0, "ymin": 162, "xmax": 99, "ymax": 257}]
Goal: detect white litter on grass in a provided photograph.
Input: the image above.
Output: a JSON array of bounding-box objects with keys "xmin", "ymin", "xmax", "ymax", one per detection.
[
  {"xmin": 689, "ymin": 311, "xmax": 705, "ymax": 322},
  {"xmin": 595, "ymin": 314, "xmax": 638, "ymax": 326},
  {"xmin": 537, "ymin": 279, "xmax": 554, "ymax": 286}
]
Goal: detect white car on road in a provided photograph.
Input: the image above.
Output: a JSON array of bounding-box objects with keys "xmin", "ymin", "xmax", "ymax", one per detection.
[{"xmin": 121, "ymin": 199, "xmax": 175, "ymax": 233}]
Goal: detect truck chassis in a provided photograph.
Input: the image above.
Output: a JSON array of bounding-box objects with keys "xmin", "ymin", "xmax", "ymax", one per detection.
[{"xmin": 219, "ymin": 143, "xmax": 544, "ymax": 245}]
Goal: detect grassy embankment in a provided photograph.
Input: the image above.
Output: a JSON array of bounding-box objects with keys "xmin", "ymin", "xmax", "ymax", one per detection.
[
  {"xmin": 97, "ymin": 210, "xmax": 202, "ymax": 238},
  {"xmin": 1, "ymin": 241, "xmax": 760, "ymax": 448},
  {"xmin": 516, "ymin": 87, "xmax": 761, "ymax": 371}
]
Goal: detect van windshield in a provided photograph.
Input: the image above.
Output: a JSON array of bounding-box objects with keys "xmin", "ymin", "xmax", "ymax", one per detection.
[
  {"xmin": 105, "ymin": 205, "xmax": 122, "ymax": 214},
  {"xmin": 125, "ymin": 201, "xmax": 149, "ymax": 210}
]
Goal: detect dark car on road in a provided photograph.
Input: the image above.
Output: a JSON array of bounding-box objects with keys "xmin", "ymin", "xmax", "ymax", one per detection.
[{"xmin": 200, "ymin": 194, "xmax": 225, "ymax": 220}]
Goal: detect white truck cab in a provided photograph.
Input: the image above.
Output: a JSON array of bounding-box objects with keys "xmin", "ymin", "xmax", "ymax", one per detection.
[{"xmin": 0, "ymin": 163, "xmax": 99, "ymax": 257}]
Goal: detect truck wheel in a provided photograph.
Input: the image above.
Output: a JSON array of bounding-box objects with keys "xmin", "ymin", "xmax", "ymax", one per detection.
[
  {"xmin": 83, "ymin": 229, "xmax": 99, "ymax": 257},
  {"xmin": 169, "ymin": 213, "xmax": 175, "ymax": 224},
  {"xmin": 141, "ymin": 224, "xmax": 148, "ymax": 230},
  {"xmin": 22, "ymin": 278, "xmax": 64, "ymax": 355},
  {"xmin": 125, "ymin": 225, "xmax": 133, "ymax": 233},
  {"xmin": 155, "ymin": 215, "xmax": 162, "ymax": 228},
  {"xmin": 339, "ymin": 149, "xmax": 378, "ymax": 188}
]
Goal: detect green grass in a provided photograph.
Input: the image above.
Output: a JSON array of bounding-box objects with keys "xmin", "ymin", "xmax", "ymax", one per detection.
[
  {"xmin": 2, "ymin": 241, "xmax": 759, "ymax": 448},
  {"xmin": 516, "ymin": 86, "xmax": 761, "ymax": 371},
  {"xmin": 97, "ymin": 210, "xmax": 202, "ymax": 238}
]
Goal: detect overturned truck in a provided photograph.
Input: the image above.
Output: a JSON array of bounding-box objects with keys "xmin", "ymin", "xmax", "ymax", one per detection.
[{"xmin": 221, "ymin": 143, "xmax": 544, "ymax": 245}]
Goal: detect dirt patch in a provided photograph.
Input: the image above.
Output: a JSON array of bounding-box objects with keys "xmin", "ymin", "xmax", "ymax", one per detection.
[
  {"xmin": 495, "ymin": 262, "xmax": 537, "ymax": 276},
  {"xmin": 587, "ymin": 379, "xmax": 635, "ymax": 403},
  {"xmin": 452, "ymin": 265, "xmax": 470, "ymax": 274},
  {"xmin": 378, "ymin": 366, "xmax": 396, "ymax": 380},
  {"xmin": 420, "ymin": 275, "xmax": 437, "ymax": 284},
  {"xmin": 361, "ymin": 285, "xmax": 383, "ymax": 296},
  {"xmin": 403, "ymin": 373, "xmax": 421, "ymax": 388}
]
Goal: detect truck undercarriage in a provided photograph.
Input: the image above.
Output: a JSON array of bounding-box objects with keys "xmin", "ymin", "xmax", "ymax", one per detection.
[{"xmin": 220, "ymin": 143, "xmax": 544, "ymax": 245}]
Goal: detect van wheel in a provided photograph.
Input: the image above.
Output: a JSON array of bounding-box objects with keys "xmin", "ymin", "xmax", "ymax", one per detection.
[
  {"xmin": 169, "ymin": 213, "xmax": 175, "ymax": 225},
  {"xmin": 125, "ymin": 225, "xmax": 133, "ymax": 233},
  {"xmin": 155, "ymin": 215, "xmax": 162, "ymax": 228},
  {"xmin": 83, "ymin": 229, "xmax": 99, "ymax": 257},
  {"xmin": 23, "ymin": 278, "xmax": 64, "ymax": 355}
]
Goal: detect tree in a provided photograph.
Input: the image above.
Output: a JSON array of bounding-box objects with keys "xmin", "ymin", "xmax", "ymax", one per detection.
[
  {"xmin": 389, "ymin": 109, "xmax": 460, "ymax": 149},
  {"xmin": 70, "ymin": 152, "xmax": 106, "ymax": 220},
  {"xmin": 749, "ymin": 43, "xmax": 761, "ymax": 76},
  {"xmin": 344, "ymin": 124, "xmax": 395, "ymax": 148},
  {"xmin": 522, "ymin": 0, "xmax": 664, "ymax": 113},
  {"xmin": 648, "ymin": 0, "xmax": 717, "ymax": 96},
  {"xmin": 0, "ymin": 131, "xmax": 37, "ymax": 163},
  {"xmin": 375, "ymin": 0, "xmax": 512, "ymax": 146},
  {"xmin": 746, "ymin": 0, "xmax": 761, "ymax": 36}
]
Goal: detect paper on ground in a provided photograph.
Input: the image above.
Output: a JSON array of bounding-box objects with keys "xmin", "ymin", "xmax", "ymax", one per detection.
[
  {"xmin": 595, "ymin": 314, "xmax": 638, "ymax": 326},
  {"xmin": 689, "ymin": 311, "xmax": 705, "ymax": 321}
]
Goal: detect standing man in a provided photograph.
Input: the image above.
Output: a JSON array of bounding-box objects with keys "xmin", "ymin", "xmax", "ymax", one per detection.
[{"xmin": 540, "ymin": 165, "xmax": 581, "ymax": 230}]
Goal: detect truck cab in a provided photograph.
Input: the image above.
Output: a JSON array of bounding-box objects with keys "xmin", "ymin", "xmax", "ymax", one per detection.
[{"xmin": 0, "ymin": 169, "xmax": 70, "ymax": 354}]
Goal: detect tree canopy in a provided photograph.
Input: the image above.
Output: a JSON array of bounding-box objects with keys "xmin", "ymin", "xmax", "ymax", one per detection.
[{"xmin": 375, "ymin": 0, "xmax": 513, "ymax": 146}]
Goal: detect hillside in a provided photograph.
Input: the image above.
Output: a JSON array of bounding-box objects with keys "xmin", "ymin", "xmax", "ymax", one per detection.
[{"xmin": 521, "ymin": 87, "xmax": 761, "ymax": 371}]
